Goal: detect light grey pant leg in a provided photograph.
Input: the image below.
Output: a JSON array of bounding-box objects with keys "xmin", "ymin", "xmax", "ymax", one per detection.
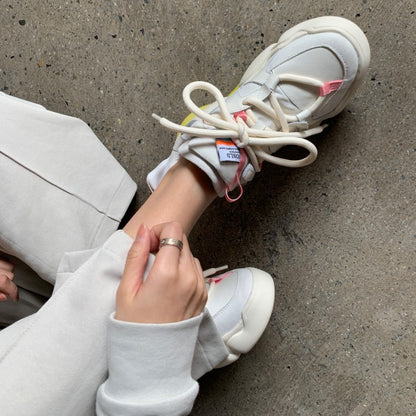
[
  {"xmin": 0, "ymin": 231, "xmax": 227, "ymax": 416},
  {"xmin": 0, "ymin": 92, "xmax": 136, "ymax": 324},
  {"xmin": 0, "ymin": 92, "xmax": 137, "ymax": 285}
]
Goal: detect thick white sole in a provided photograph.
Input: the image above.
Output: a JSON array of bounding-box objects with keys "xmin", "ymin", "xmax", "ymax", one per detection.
[
  {"xmin": 216, "ymin": 267, "xmax": 275, "ymax": 368},
  {"xmin": 239, "ymin": 16, "xmax": 371, "ymax": 115}
]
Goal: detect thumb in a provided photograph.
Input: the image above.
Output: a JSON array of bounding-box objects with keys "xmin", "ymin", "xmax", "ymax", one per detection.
[{"xmin": 119, "ymin": 225, "xmax": 151, "ymax": 296}]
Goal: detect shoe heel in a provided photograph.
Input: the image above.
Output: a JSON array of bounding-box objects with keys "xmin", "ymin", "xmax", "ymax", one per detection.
[{"xmin": 225, "ymin": 268, "xmax": 275, "ymax": 354}]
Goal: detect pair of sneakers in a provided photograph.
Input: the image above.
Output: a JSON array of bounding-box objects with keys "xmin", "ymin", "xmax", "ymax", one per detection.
[{"xmin": 149, "ymin": 17, "xmax": 370, "ymax": 366}]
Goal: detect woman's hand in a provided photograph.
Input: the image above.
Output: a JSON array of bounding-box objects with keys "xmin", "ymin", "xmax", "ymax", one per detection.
[
  {"xmin": 0, "ymin": 258, "xmax": 18, "ymax": 302},
  {"xmin": 116, "ymin": 222, "xmax": 207, "ymax": 324}
]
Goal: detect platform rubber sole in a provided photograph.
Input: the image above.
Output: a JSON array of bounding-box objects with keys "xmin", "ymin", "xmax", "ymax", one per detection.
[{"xmin": 216, "ymin": 267, "xmax": 275, "ymax": 367}]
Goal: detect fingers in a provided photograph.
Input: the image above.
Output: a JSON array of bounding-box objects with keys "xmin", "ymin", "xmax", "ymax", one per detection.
[
  {"xmin": 0, "ymin": 272, "xmax": 19, "ymax": 302},
  {"xmin": 148, "ymin": 227, "xmax": 161, "ymax": 253},
  {"xmin": 0, "ymin": 259, "xmax": 18, "ymax": 302},
  {"xmin": 118, "ymin": 225, "xmax": 151, "ymax": 296},
  {"xmin": 117, "ymin": 221, "xmax": 206, "ymax": 324},
  {"xmin": 0, "ymin": 258, "xmax": 14, "ymax": 272},
  {"xmin": 0, "ymin": 270, "xmax": 14, "ymax": 281},
  {"xmin": 151, "ymin": 222, "xmax": 184, "ymax": 273},
  {"xmin": 178, "ymin": 234, "xmax": 200, "ymax": 285},
  {"xmin": 193, "ymin": 257, "xmax": 203, "ymax": 278},
  {"xmin": 190, "ymin": 257, "xmax": 207, "ymax": 315},
  {"xmin": 150, "ymin": 223, "xmax": 201, "ymax": 291},
  {"xmin": 176, "ymin": 235, "xmax": 207, "ymax": 318}
]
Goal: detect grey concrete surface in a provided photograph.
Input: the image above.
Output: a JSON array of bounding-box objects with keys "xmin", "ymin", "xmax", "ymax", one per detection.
[{"xmin": 1, "ymin": 0, "xmax": 415, "ymax": 414}]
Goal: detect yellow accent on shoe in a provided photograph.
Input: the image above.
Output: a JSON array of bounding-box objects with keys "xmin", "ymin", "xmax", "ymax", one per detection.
[{"xmin": 227, "ymin": 84, "xmax": 240, "ymax": 97}]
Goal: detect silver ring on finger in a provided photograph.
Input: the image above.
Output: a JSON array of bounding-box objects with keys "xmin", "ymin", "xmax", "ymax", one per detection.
[{"xmin": 159, "ymin": 237, "xmax": 184, "ymax": 251}]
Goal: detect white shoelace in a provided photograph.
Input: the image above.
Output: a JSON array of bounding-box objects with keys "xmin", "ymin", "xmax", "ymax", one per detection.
[{"xmin": 153, "ymin": 79, "xmax": 329, "ymax": 172}]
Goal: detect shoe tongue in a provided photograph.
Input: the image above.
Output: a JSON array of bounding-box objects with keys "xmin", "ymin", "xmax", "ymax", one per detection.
[
  {"xmin": 246, "ymin": 84, "xmax": 303, "ymax": 132},
  {"xmin": 273, "ymin": 84, "xmax": 301, "ymax": 114},
  {"xmin": 276, "ymin": 83, "xmax": 317, "ymax": 115},
  {"xmin": 221, "ymin": 78, "xmax": 314, "ymax": 131},
  {"xmin": 224, "ymin": 80, "xmax": 299, "ymax": 114}
]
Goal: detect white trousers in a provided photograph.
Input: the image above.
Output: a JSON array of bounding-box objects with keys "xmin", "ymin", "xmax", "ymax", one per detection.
[{"xmin": 0, "ymin": 93, "xmax": 227, "ymax": 415}]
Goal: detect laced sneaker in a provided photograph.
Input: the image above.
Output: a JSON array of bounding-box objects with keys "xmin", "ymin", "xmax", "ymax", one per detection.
[
  {"xmin": 147, "ymin": 16, "xmax": 370, "ymax": 201},
  {"xmin": 143, "ymin": 258, "xmax": 275, "ymax": 366},
  {"xmin": 204, "ymin": 267, "xmax": 275, "ymax": 367}
]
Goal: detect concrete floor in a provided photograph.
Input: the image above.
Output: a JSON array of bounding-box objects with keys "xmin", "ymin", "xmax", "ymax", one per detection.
[{"xmin": 1, "ymin": 0, "xmax": 415, "ymax": 414}]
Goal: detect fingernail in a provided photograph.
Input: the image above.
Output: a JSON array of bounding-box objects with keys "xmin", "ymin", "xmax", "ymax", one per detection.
[{"xmin": 135, "ymin": 224, "xmax": 147, "ymax": 241}]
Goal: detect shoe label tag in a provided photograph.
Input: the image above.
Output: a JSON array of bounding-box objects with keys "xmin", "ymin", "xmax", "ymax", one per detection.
[{"xmin": 216, "ymin": 139, "xmax": 240, "ymax": 163}]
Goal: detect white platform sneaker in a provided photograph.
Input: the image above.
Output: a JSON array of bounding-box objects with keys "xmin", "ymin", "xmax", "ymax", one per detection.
[{"xmin": 147, "ymin": 16, "xmax": 370, "ymax": 202}]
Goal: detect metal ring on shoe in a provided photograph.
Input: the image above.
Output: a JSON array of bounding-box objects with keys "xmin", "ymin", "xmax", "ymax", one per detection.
[{"xmin": 159, "ymin": 238, "xmax": 184, "ymax": 251}]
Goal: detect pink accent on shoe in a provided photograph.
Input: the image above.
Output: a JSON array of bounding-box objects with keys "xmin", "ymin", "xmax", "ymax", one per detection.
[
  {"xmin": 224, "ymin": 111, "xmax": 251, "ymax": 203},
  {"xmin": 209, "ymin": 271, "xmax": 232, "ymax": 285},
  {"xmin": 225, "ymin": 149, "xmax": 247, "ymax": 203},
  {"xmin": 319, "ymin": 80, "xmax": 343, "ymax": 96},
  {"xmin": 233, "ymin": 110, "xmax": 248, "ymax": 122}
]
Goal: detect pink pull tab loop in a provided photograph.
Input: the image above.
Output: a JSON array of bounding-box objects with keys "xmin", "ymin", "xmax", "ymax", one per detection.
[
  {"xmin": 225, "ymin": 148, "xmax": 247, "ymax": 203},
  {"xmin": 319, "ymin": 80, "xmax": 343, "ymax": 96},
  {"xmin": 224, "ymin": 111, "xmax": 250, "ymax": 203}
]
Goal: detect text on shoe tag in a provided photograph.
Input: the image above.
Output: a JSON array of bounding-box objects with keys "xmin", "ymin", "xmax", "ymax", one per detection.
[{"xmin": 216, "ymin": 139, "xmax": 240, "ymax": 163}]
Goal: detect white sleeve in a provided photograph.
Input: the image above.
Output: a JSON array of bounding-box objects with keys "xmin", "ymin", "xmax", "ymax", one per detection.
[{"xmin": 96, "ymin": 313, "xmax": 203, "ymax": 416}]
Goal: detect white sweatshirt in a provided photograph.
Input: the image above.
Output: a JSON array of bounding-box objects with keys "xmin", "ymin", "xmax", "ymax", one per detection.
[{"xmin": 96, "ymin": 313, "xmax": 203, "ymax": 416}]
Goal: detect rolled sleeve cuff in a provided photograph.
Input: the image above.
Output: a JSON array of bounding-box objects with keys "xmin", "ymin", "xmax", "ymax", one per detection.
[{"xmin": 96, "ymin": 313, "xmax": 203, "ymax": 416}]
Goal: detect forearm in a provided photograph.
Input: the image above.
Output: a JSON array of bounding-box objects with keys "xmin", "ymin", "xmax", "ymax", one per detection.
[{"xmin": 123, "ymin": 158, "xmax": 216, "ymax": 238}]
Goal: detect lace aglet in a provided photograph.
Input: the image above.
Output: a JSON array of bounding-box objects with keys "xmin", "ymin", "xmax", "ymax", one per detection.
[
  {"xmin": 203, "ymin": 264, "xmax": 228, "ymax": 278},
  {"xmin": 152, "ymin": 113, "xmax": 162, "ymax": 122}
]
